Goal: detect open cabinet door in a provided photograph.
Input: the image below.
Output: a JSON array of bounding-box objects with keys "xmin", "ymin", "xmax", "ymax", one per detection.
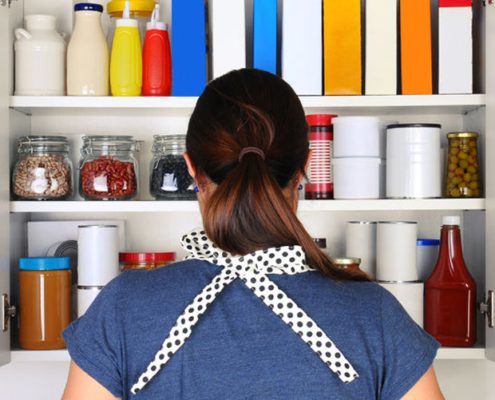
[
  {"xmin": 485, "ymin": 2, "xmax": 495, "ymax": 362},
  {"xmin": 0, "ymin": 4, "xmax": 11, "ymax": 366}
]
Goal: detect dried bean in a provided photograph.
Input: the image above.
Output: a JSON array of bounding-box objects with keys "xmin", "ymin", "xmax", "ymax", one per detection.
[
  {"xmin": 80, "ymin": 156, "xmax": 137, "ymax": 200},
  {"xmin": 13, "ymin": 154, "xmax": 72, "ymax": 200},
  {"xmin": 150, "ymin": 155, "xmax": 195, "ymax": 200}
]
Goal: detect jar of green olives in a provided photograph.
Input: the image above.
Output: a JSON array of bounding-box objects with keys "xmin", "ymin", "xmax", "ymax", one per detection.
[{"xmin": 446, "ymin": 132, "xmax": 481, "ymax": 198}]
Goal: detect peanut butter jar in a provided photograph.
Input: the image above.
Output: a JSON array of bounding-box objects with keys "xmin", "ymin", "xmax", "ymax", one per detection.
[{"xmin": 19, "ymin": 257, "xmax": 71, "ymax": 350}]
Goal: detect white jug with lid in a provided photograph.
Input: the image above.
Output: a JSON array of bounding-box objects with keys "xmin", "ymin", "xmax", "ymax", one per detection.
[{"xmin": 14, "ymin": 15, "xmax": 66, "ymax": 96}]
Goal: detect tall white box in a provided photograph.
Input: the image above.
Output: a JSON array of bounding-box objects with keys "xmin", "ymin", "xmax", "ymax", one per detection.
[
  {"xmin": 209, "ymin": 0, "xmax": 246, "ymax": 79},
  {"xmin": 439, "ymin": 1, "xmax": 473, "ymax": 94},
  {"xmin": 365, "ymin": 0, "xmax": 397, "ymax": 95},
  {"xmin": 282, "ymin": 0, "xmax": 322, "ymax": 95}
]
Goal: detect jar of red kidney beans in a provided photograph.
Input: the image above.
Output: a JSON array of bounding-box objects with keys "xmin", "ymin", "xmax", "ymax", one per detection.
[
  {"xmin": 79, "ymin": 135, "xmax": 139, "ymax": 200},
  {"xmin": 305, "ymin": 114, "xmax": 336, "ymax": 200}
]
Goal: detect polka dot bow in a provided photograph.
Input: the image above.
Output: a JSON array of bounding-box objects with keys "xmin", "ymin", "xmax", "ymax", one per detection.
[{"xmin": 131, "ymin": 229, "xmax": 359, "ymax": 395}]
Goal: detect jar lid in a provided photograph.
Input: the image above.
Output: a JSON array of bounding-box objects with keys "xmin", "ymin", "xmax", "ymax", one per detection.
[
  {"xmin": 81, "ymin": 135, "xmax": 139, "ymax": 152},
  {"xmin": 74, "ymin": 3, "xmax": 104, "ymax": 12},
  {"xmin": 442, "ymin": 216, "xmax": 460, "ymax": 226},
  {"xmin": 119, "ymin": 252, "xmax": 176, "ymax": 263},
  {"xmin": 347, "ymin": 221, "xmax": 377, "ymax": 224},
  {"xmin": 332, "ymin": 257, "xmax": 361, "ymax": 265},
  {"xmin": 17, "ymin": 135, "xmax": 70, "ymax": 153},
  {"xmin": 19, "ymin": 257, "xmax": 71, "ymax": 271},
  {"xmin": 107, "ymin": 0, "xmax": 156, "ymax": 15},
  {"xmin": 417, "ymin": 239, "xmax": 440, "ymax": 246},
  {"xmin": 447, "ymin": 132, "xmax": 478, "ymax": 138},
  {"xmin": 152, "ymin": 134, "xmax": 186, "ymax": 153},
  {"xmin": 306, "ymin": 114, "xmax": 337, "ymax": 126},
  {"xmin": 387, "ymin": 123, "xmax": 441, "ymax": 129}
]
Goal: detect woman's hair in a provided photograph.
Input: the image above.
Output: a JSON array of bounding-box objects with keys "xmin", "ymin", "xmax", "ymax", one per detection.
[{"xmin": 186, "ymin": 69, "xmax": 369, "ymax": 281}]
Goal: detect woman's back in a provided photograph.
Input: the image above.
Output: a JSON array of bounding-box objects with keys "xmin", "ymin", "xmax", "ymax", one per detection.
[{"xmin": 64, "ymin": 256, "xmax": 437, "ymax": 400}]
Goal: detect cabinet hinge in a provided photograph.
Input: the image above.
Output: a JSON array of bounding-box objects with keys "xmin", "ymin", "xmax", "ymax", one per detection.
[
  {"xmin": 480, "ymin": 290, "xmax": 494, "ymax": 328},
  {"xmin": 0, "ymin": 0, "xmax": 16, "ymax": 8},
  {"xmin": 1, "ymin": 294, "xmax": 16, "ymax": 332}
]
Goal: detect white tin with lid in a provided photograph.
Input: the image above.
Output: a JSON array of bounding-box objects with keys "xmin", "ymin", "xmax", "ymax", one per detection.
[{"xmin": 386, "ymin": 123, "xmax": 441, "ymax": 198}]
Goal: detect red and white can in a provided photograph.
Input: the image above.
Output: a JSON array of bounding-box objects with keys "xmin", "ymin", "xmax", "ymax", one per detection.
[{"xmin": 305, "ymin": 114, "xmax": 336, "ymax": 199}]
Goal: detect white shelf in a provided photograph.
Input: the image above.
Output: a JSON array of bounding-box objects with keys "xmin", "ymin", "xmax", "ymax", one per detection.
[
  {"xmin": 11, "ymin": 350, "xmax": 70, "ymax": 362},
  {"xmin": 9, "ymin": 94, "xmax": 485, "ymax": 115},
  {"xmin": 436, "ymin": 347, "xmax": 486, "ymax": 360},
  {"xmin": 9, "ymin": 347, "xmax": 485, "ymax": 363},
  {"xmin": 9, "ymin": 198, "xmax": 485, "ymax": 213}
]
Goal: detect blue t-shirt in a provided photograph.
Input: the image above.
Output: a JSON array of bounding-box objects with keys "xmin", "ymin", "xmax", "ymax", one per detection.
[{"xmin": 63, "ymin": 259, "xmax": 439, "ymax": 400}]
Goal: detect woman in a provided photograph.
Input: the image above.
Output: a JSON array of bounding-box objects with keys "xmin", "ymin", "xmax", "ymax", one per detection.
[{"xmin": 63, "ymin": 69, "xmax": 444, "ymax": 399}]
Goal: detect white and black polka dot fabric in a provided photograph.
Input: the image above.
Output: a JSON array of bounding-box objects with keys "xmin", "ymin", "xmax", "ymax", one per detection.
[{"xmin": 130, "ymin": 229, "xmax": 359, "ymax": 395}]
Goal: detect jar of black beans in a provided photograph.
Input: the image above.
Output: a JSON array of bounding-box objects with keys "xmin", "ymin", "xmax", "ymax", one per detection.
[{"xmin": 150, "ymin": 135, "xmax": 196, "ymax": 200}]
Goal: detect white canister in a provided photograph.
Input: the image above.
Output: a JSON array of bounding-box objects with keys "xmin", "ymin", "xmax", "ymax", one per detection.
[
  {"xmin": 386, "ymin": 123, "xmax": 442, "ymax": 198},
  {"xmin": 416, "ymin": 238, "xmax": 440, "ymax": 281},
  {"xmin": 77, "ymin": 286, "xmax": 103, "ymax": 317},
  {"xmin": 376, "ymin": 221, "xmax": 418, "ymax": 282},
  {"xmin": 14, "ymin": 15, "xmax": 66, "ymax": 96},
  {"xmin": 78, "ymin": 225, "xmax": 119, "ymax": 286},
  {"xmin": 346, "ymin": 221, "xmax": 377, "ymax": 278},
  {"xmin": 333, "ymin": 116, "xmax": 381, "ymax": 158},
  {"xmin": 379, "ymin": 120, "xmax": 398, "ymax": 160},
  {"xmin": 379, "ymin": 282, "xmax": 424, "ymax": 327},
  {"xmin": 332, "ymin": 158, "xmax": 381, "ymax": 199}
]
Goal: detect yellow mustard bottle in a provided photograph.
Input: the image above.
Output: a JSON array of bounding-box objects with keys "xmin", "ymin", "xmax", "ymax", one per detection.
[{"xmin": 110, "ymin": 0, "xmax": 142, "ymax": 96}]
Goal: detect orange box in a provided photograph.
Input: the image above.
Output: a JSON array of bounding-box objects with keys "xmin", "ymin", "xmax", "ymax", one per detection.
[
  {"xmin": 323, "ymin": 0, "xmax": 362, "ymax": 95},
  {"xmin": 400, "ymin": 0, "xmax": 433, "ymax": 94}
]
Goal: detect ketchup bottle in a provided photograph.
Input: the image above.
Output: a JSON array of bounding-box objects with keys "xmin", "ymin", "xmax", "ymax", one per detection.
[
  {"xmin": 425, "ymin": 216, "xmax": 477, "ymax": 347},
  {"xmin": 142, "ymin": 4, "xmax": 171, "ymax": 96}
]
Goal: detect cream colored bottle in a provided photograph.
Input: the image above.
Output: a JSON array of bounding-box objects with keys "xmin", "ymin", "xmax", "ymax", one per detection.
[{"xmin": 67, "ymin": 3, "xmax": 109, "ymax": 96}]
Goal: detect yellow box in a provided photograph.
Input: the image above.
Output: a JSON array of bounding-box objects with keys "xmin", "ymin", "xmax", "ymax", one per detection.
[{"xmin": 324, "ymin": 0, "xmax": 362, "ymax": 95}]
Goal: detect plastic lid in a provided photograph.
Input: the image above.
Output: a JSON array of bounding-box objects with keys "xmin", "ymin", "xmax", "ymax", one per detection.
[
  {"xmin": 19, "ymin": 257, "xmax": 71, "ymax": 271},
  {"xmin": 387, "ymin": 123, "xmax": 442, "ymax": 129},
  {"xmin": 74, "ymin": 3, "xmax": 104, "ymax": 12},
  {"xmin": 119, "ymin": 252, "xmax": 176, "ymax": 263},
  {"xmin": 417, "ymin": 239, "xmax": 440, "ymax": 246},
  {"xmin": 442, "ymin": 216, "xmax": 460, "ymax": 226},
  {"xmin": 107, "ymin": 0, "xmax": 156, "ymax": 15},
  {"xmin": 306, "ymin": 114, "xmax": 337, "ymax": 126}
]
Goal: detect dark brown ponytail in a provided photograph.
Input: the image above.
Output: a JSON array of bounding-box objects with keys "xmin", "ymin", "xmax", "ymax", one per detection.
[{"xmin": 186, "ymin": 69, "xmax": 369, "ymax": 282}]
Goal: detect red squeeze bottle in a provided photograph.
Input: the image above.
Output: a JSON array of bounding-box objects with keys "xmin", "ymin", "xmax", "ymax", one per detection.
[
  {"xmin": 142, "ymin": 6, "xmax": 171, "ymax": 96},
  {"xmin": 425, "ymin": 216, "xmax": 477, "ymax": 347}
]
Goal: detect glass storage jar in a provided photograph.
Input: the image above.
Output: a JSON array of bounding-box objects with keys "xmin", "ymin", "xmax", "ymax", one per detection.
[
  {"xmin": 12, "ymin": 136, "xmax": 73, "ymax": 200},
  {"xmin": 445, "ymin": 132, "xmax": 481, "ymax": 198},
  {"xmin": 19, "ymin": 257, "xmax": 71, "ymax": 350},
  {"xmin": 332, "ymin": 257, "xmax": 362, "ymax": 272},
  {"xmin": 79, "ymin": 135, "xmax": 139, "ymax": 200},
  {"xmin": 119, "ymin": 252, "xmax": 176, "ymax": 270},
  {"xmin": 150, "ymin": 135, "xmax": 196, "ymax": 200}
]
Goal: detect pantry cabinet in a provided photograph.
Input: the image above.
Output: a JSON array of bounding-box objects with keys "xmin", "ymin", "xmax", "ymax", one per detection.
[{"xmin": 1, "ymin": 1, "xmax": 495, "ymax": 399}]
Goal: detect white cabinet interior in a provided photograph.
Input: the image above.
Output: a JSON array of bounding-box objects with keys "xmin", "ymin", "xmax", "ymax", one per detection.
[{"xmin": 1, "ymin": 0, "xmax": 494, "ymax": 399}]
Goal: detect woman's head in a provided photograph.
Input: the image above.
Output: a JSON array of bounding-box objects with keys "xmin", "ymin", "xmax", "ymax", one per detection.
[{"xmin": 185, "ymin": 69, "xmax": 368, "ymax": 281}]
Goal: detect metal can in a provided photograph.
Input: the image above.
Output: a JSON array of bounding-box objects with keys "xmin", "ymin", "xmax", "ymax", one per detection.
[{"xmin": 305, "ymin": 114, "xmax": 336, "ymax": 200}]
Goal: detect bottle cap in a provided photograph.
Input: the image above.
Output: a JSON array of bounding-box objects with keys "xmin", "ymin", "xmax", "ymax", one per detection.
[
  {"xmin": 75, "ymin": 3, "xmax": 104, "ymax": 12},
  {"xmin": 306, "ymin": 114, "xmax": 337, "ymax": 127},
  {"xmin": 146, "ymin": 4, "xmax": 166, "ymax": 30},
  {"xmin": 442, "ymin": 216, "xmax": 460, "ymax": 226},
  {"xmin": 116, "ymin": 0, "xmax": 138, "ymax": 27}
]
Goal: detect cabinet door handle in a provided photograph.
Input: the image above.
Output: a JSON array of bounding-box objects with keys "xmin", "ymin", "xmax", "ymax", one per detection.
[
  {"xmin": 1, "ymin": 294, "xmax": 16, "ymax": 332},
  {"xmin": 480, "ymin": 290, "xmax": 494, "ymax": 328}
]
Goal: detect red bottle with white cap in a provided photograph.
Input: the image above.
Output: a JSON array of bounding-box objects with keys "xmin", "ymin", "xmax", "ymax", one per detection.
[
  {"xmin": 425, "ymin": 216, "xmax": 477, "ymax": 347},
  {"xmin": 142, "ymin": 4, "xmax": 172, "ymax": 96}
]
